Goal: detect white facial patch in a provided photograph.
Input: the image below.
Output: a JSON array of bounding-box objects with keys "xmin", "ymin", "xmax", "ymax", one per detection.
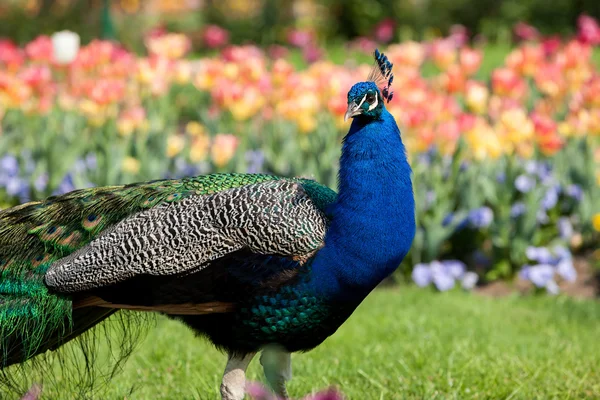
[
  {"xmin": 357, "ymin": 94, "xmax": 367, "ymax": 109},
  {"xmin": 368, "ymin": 93, "xmax": 379, "ymax": 111}
]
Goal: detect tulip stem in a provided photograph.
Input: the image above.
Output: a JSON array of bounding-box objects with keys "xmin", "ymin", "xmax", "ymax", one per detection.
[{"xmin": 101, "ymin": 0, "xmax": 116, "ymax": 40}]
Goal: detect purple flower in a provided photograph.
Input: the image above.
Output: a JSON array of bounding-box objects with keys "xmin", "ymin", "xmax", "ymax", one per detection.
[
  {"xmin": 1, "ymin": 155, "xmax": 19, "ymax": 177},
  {"xmin": 515, "ymin": 174, "xmax": 535, "ymax": 193},
  {"xmin": 412, "ymin": 263, "xmax": 432, "ymax": 287},
  {"xmin": 461, "ymin": 271, "xmax": 479, "ymax": 290},
  {"xmin": 245, "ymin": 150, "xmax": 265, "ymax": 174},
  {"xmin": 442, "ymin": 260, "xmax": 466, "ymax": 279},
  {"xmin": 496, "ymin": 172, "xmax": 506, "ymax": 183},
  {"xmin": 528, "ymin": 264, "xmax": 555, "ymax": 287},
  {"xmin": 553, "ymin": 245, "xmax": 572, "ymax": 262},
  {"xmin": 524, "ymin": 160, "xmax": 538, "ymax": 175},
  {"xmin": 431, "ymin": 261, "xmax": 455, "ymax": 291},
  {"xmin": 34, "ymin": 174, "xmax": 48, "ymax": 192},
  {"xmin": 556, "ymin": 258, "xmax": 577, "ymax": 282},
  {"xmin": 442, "ymin": 213, "xmax": 454, "ymax": 227},
  {"xmin": 468, "ymin": 207, "xmax": 493, "ymax": 228},
  {"xmin": 526, "ymin": 246, "xmax": 554, "ymax": 264},
  {"xmin": 5, "ymin": 176, "xmax": 26, "ymax": 196},
  {"xmin": 545, "ymin": 279, "xmax": 560, "ymax": 295},
  {"xmin": 54, "ymin": 173, "xmax": 75, "ymax": 195},
  {"xmin": 86, "ymin": 153, "xmax": 97, "ymax": 169},
  {"xmin": 510, "ymin": 202, "xmax": 526, "ymax": 218},
  {"xmin": 425, "ymin": 191, "xmax": 436, "ymax": 209},
  {"xmin": 519, "ymin": 265, "xmax": 532, "ymax": 280},
  {"xmin": 566, "ymin": 184, "xmax": 583, "ymax": 201},
  {"xmin": 541, "ymin": 187, "xmax": 559, "ymax": 210},
  {"xmin": 73, "ymin": 159, "xmax": 87, "ymax": 174},
  {"xmin": 536, "ymin": 209, "xmax": 549, "ymax": 224},
  {"xmin": 557, "ymin": 217, "xmax": 573, "ymax": 239}
]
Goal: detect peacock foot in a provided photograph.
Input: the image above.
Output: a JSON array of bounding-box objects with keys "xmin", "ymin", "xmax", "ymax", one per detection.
[
  {"xmin": 260, "ymin": 345, "xmax": 292, "ymax": 399},
  {"xmin": 220, "ymin": 352, "xmax": 255, "ymax": 400}
]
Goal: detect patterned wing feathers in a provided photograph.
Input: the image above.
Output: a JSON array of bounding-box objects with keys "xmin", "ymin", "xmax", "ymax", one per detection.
[{"xmin": 45, "ymin": 180, "xmax": 328, "ymax": 293}]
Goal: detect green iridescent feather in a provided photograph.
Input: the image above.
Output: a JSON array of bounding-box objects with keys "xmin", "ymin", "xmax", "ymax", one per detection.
[{"xmin": 0, "ymin": 173, "xmax": 335, "ymax": 372}]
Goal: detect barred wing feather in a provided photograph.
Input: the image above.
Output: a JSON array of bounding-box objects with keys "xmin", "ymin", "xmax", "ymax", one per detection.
[{"xmin": 45, "ymin": 180, "xmax": 328, "ymax": 293}]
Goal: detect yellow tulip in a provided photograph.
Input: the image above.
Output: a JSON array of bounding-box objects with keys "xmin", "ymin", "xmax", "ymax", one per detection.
[
  {"xmin": 167, "ymin": 135, "xmax": 186, "ymax": 158},
  {"xmin": 593, "ymin": 213, "xmax": 600, "ymax": 232},
  {"xmin": 186, "ymin": 121, "xmax": 206, "ymax": 137},
  {"xmin": 122, "ymin": 157, "xmax": 141, "ymax": 174}
]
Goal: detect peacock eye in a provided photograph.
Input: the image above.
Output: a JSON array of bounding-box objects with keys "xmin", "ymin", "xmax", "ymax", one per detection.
[{"xmin": 366, "ymin": 92, "xmax": 376, "ymax": 104}]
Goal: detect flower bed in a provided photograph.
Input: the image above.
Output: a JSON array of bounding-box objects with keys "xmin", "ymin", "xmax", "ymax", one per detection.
[{"xmin": 0, "ymin": 20, "xmax": 599, "ymax": 293}]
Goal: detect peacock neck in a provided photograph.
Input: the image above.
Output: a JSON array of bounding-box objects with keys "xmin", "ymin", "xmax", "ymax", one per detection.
[{"xmin": 309, "ymin": 109, "xmax": 415, "ymax": 300}]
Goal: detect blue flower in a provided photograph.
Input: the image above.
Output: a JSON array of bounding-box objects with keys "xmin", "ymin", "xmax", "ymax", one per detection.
[
  {"xmin": 430, "ymin": 261, "xmax": 455, "ymax": 291},
  {"xmin": 461, "ymin": 271, "xmax": 479, "ymax": 290},
  {"xmin": 5, "ymin": 177, "xmax": 26, "ymax": 196},
  {"xmin": 552, "ymin": 245, "xmax": 572, "ymax": 262},
  {"xmin": 245, "ymin": 150, "xmax": 265, "ymax": 174},
  {"xmin": 528, "ymin": 264, "xmax": 555, "ymax": 288},
  {"xmin": 565, "ymin": 184, "xmax": 583, "ymax": 202},
  {"xmin": 541, "ymin": 187, "xmax": 559, "ymax": 210},
  {"xmin": 442, "ymin": 213, "xmax": 454, "ymax": 227},
  {"xmin": 519, "ymin": 265, "xmax": 531, "ymax": 281},
  {"xmin": 86, "ymin": 153, "xmax": 98, "ymax": 170},
  {"xmin": 468, "ymin": 207, "xmax": 493, "ymax": 228},
  {"xmin": 496, "ymin": 172, "xmax": 506, "ymax": 183},
  {"xmin": 34, "ymin": 174, "xmax": 49, "ymax": 192},
  {"xmin": 412, "ymin": 263, "xmax": 432, "ymax": 287},
  {"xmin": 536, "ymin": 209, "xmax": 549, "ymax": 224},
  {"xmin": 0, "ymin": 155, "xmax": 19, "ymax": 177},
  {"xmin": 557, "ymin": 217, "xmax": 573, "ymax": 239},
  {"xmin": 442, "ymin": 260, "xmax": 466, "ymax": 279},
  {"xmin": 545, "ymin": 279, "xmax": 560, "ymax": 295},
  {"xmin": 510, "ymin": 202, "xmax": 526, "ymax": 218},
  {"xmin": 526, "ymin": 246, "xmax": 554, "ymax": 264},
  {"xmin": 54, "ymin": 173, "xmax": 75, "ymax": 195},
  {"xmin": 524, "ymin": 160, "xmax": 538, "ymax": 175},
  {"xmin": 556, "ymin": 258, "xmax": 577, "ymax": 282},
  {"xmin": 515, "ymin": 174, "xmax": 535, "ymax": 193}
]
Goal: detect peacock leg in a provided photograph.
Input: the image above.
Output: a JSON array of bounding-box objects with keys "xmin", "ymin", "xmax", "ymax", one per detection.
[
  {"xmin": 220, "ymin": 352, "xmax": 256, "ymax": 400},
  {"xmin": 260, "ymin": 346, "xmax": 292, "ymax": 399}
]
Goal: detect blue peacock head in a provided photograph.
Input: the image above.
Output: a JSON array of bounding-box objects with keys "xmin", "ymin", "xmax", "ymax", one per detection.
[{"xmin": 345, "ymin": 49, "xmax": 394, "ymax": 121}]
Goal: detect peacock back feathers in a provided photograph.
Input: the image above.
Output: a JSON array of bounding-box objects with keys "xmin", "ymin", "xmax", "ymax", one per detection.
[{"xmin": 0, "ymin": 172, "xmax": 337, "ymax": 394}]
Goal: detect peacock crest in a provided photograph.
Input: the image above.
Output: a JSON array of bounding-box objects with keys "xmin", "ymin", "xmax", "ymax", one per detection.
[{"xmin": 366, "ymin": 49, "xmax": 394, "ymax": 102}]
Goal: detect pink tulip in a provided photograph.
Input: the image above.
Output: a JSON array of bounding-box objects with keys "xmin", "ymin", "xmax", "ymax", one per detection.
[
  {"xmin": 302, "ymin": 45, "xmax": 322, "ymax": 64},
  {"xmin": 374, "ymin": 18, "xmax": 395, "ymax": 43},
  {"xmin": 449, "ymin": 24, "xmax": 469, "ymax": 47},
  {"xmin": 287, "ymin": 29, "xmax": 314, "ymax": 48},
  {"xmin": 513, "ymin": 22, "xmax": 539, "ymax": 42},
  {"xmin": 577, "ymin": 14, "xmax": 600, "ymax": 45},
  {"xmin": 541, "ymin": 36, "xmax": 561, "ymax": 56},
  {"xmin": 25, "ymin": 35, "xmax": 53, "ymax": 63},
  {"xmin": 459, "ymin": 47, "xmax": 483, "ymax": 75},
  {"xmin": 203, "ymin": 25, "xmax": 230, "ymax": 49},
  {"xmin": 0, "ymin": 39, "xmax": 25, "ymax": 70}
]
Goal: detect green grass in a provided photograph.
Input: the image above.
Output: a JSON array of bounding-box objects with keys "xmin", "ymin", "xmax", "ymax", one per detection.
[{"xmin": 45, "ymin": 288, "xmax": 598, "ymax": 400}]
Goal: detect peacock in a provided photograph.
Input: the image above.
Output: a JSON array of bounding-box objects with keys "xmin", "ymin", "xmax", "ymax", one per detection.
[{"xmin": 0, "ymin": 49, "xmax": 415, "ymax": 400}]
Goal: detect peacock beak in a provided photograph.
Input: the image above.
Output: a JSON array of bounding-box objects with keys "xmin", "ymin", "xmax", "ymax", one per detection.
[{"xmin": 344, "ymin": 102, "xmax": 362, "ymax": 122}]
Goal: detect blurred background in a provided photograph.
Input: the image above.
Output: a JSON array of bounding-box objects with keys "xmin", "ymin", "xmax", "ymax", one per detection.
[{"xmin": 0, "ymin": 0, "xmax": 599, "ymax": 296}]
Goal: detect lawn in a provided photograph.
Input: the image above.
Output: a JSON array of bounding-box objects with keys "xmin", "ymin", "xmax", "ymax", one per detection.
[{"xmin": 28, "ymin": 288, "xmax": 597, "ymax": 400}]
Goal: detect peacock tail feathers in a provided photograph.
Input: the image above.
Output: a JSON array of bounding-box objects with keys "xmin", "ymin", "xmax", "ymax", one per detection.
[{"xmin": 0, "ymin": 172, "xmax": 335, "ymax": 395}]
